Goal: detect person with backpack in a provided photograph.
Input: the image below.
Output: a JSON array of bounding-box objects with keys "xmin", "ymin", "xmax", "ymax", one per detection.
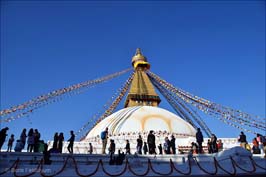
[
  {"xmin": 101, "ymin": 127, "xmax": 108, "ymax": 154},
  {"xmin": 238, "ymin": 131, "xmax": 247, "ymax": 149}
]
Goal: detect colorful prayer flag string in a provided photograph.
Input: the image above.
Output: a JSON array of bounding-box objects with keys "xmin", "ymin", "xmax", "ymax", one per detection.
[
  {"xmin": 147, "ymin": 71, "xmax": 265, "ymax": 134},
  {"xmin": 0, "ymin": 68, "xmax": 132, "ymax": 123}
]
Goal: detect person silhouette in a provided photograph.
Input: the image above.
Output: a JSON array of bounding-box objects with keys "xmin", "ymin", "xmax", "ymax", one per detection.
[
  {"xmin": 147, "ymin": 130, "xmax": 156, "ymax": 154},
  {"xmin": 67, "ymin": 131, "xmax": 75, "ymax": 154},
  {"xmin": 143, "ymin": 142, "xmax": 148, "ymax": 155},
  {"xmin": 196, "ymin": 128, "xmax": 204, "ymax": 153},
  {"xmin": 58, "ymin": 132, "xmax": 64, "ymax": 153},
  {"xmin": 101, "ymin": 127, "xmax": 108, "ymax": 154},
  {"xmin": 0, "ymin": 127, "xmax": 9, "ymax": 151}
]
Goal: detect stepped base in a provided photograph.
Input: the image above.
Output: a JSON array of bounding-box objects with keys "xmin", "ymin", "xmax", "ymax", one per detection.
[{"xmin": 0, "ymin": 147, "xmax": 265, "ymax": 177}]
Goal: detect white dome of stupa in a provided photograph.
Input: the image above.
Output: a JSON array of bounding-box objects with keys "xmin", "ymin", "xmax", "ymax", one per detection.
[{"xmin": 85, "ymin": 106, "xmax": 196, "ymax": 140}]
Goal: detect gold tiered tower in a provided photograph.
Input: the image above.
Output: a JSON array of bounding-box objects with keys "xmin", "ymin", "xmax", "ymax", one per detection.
[{"xmin": 124, "ymin": 48, "xmax": 161, "ymax": 107}]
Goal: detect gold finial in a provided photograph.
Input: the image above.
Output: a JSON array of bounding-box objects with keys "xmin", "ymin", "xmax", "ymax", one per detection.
[
  {"xmin": 132, "ymin": 48, "xmax": 146, "ymax": 62},
  {"xmin": 131, "ymin": 48, "xmax": 150, "ymax": 69},
  {"xmin": 136, "ymin": 48, "xmax": 142, "ymax": 55}
]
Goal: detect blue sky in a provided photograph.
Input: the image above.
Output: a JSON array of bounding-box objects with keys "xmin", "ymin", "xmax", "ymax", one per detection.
[{"xmin": 0, "ymin": 1, "xmax": 265, "ymax": 148}]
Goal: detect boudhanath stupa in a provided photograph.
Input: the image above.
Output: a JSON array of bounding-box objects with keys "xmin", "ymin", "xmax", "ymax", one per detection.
[
  {"xmin": 0, "ymin": 49, "xmax": 265, "ymax": 177},
  {"xmin": 65, "ymin": 49, "xmax": 239, "ymax": 154}
]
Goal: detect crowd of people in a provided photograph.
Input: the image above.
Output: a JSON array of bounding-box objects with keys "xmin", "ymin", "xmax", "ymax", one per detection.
[
  {"xmin": 101, "ymin": 128, "xmax": 218, "ymax": 155},
  {"xmin": 0, "ymin": 127, "xmax": 43, "ymax": 153},
  {"xmin": 238, "ymin": 131, "xmax": 266, "ymax": 156},
  {"xmin": 1, "ymin": 127, "xmax": 266, "ymax": 159},
  {"xmin": 100, "ymin": 128, "xmax": 266, "ymax": 157},
  {"xmin": 0, "ymin": 127, "xmax": 75, "ymax": 154},
  {"xmin": 100, "ymin": 129, "xmax": 177, "ymax": 156}
]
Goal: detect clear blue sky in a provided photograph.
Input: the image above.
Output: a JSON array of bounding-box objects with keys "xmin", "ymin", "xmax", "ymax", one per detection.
[{"xmin": 0, "ymin": 1, "xmax": 265, "ymax": 148}]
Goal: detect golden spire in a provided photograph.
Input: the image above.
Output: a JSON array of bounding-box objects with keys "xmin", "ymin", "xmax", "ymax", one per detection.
[
  {"xmin": 131, "ymin": 48, "xmax": 150, "ymax": 70},
  {"xmin": 125, "ymin": 48, "xmax": 160, "ymax": 107}
]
